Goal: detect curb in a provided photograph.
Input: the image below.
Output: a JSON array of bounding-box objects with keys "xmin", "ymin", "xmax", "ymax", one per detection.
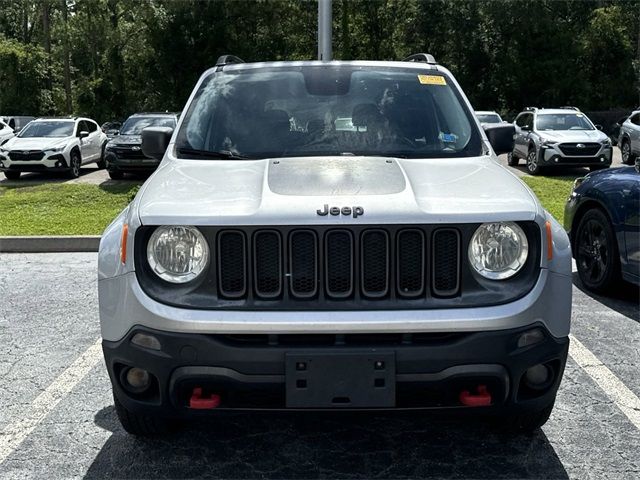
[{"xmin": 0, "ymin": 236, "xmax": 101, "ymax": 253}]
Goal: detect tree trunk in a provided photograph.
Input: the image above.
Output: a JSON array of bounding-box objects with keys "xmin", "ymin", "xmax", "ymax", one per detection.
[{"xmin": 61, "ymin": 0, "xmax": 73, "ymax": 114}]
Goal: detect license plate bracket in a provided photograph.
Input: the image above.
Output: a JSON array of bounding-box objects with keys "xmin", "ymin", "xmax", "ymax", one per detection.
[{"xmin": 285, "ymin": 351, "xmax": 396, "ymax": 408}]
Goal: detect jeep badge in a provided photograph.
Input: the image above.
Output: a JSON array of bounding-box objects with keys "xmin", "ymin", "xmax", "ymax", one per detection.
[{"xmin": 316, "ymin": 204, "xmax": 364, "ymax": 218}]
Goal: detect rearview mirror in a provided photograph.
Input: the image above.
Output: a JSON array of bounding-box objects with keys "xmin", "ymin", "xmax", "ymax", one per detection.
[
  {"xmin": 142, "ymin": 126, "xmax": 174, "ymax": 161},
  {"xmin": 483, "ymin": 124, "xmax": 515, "ymax": 156}
]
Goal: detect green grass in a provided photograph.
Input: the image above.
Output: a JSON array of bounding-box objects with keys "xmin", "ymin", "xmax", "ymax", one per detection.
[
  {"xmin": 0, "ymin": 183, "xmax": 140, "ymax": 235},
  {"xmin": 521, "ymin": 176, "xmax": 576, "ymax": 224}
]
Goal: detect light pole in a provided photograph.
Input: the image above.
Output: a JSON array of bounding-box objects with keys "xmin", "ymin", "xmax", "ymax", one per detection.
[{"xmin": 318, "ymin": 0, "xmax": 332, "ymax": 61}]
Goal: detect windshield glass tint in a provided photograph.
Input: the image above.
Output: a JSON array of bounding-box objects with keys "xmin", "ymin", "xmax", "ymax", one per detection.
[
  {"xmin": 176, "ymin": 66, "xmax": 482, "ymax": 159},
  {"xmin": 120, "ymin": 116, "xmax": 176, "ymax": 135},
  {"xmin": 476, "ymin": 114, "xmax": 501, "ymax": 123},
  {"xmin": 536, "ymin": 113, "xmax": 594, "ymax": 131},
  {"xmin": 18, "ymin": 121, "xmax": 74, "ymax": 138}
]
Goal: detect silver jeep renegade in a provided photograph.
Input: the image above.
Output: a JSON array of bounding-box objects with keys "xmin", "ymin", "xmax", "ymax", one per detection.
[{"xmin": 98, "ymin": 55, "xmax": 572, "ymax": 436}]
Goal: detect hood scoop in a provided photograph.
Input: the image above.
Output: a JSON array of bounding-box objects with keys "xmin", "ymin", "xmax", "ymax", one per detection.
[{"xmin": 268, "ymin": 157, "xmax": 406, "ymax": 196}]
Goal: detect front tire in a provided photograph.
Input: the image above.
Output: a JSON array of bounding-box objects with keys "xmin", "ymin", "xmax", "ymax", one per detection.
[
  {"xmin": 526, "ymin": 148, "xmax": 542, "ymax": 175},
  {"xmin": 67, "ymin": 151, "xmax": 81, "ymax": 178},
  {"xmin": 4, "ymin": 170, "xmax": 20, "ymax": 180},
  {"xmin": 575, "ymin": 208, "xmax": 620, "ymax": 293},
  {"xmin": 620, "ymin": 140, "xmax": 636, "ymax": 165},
  {"xmin": 114, "ymin": 393, "xmax": 177, "ymax": 436},
  {"xmin": 108, "ymin": 170, "xmax": 125, "ymax": 180},
  {"xmin": 507, "ymin": 151, "xmax": 519, "ymax": 166}
]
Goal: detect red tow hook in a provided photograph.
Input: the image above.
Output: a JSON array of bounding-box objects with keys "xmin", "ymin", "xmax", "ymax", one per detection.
[
  {"xmin": 459, "ymin": 385, "xmax": 492, "ymax": 407},
  {"xmin": 189, "ymin": 387, "xmax": 221, "ymax": 410}
]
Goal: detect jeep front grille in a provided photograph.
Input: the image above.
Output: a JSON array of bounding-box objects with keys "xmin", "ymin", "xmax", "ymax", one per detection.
[
  {"xmin": 558, "ymin": 143, "xmax": 600, "ymax": 156},
  {"xmin": 135, "ymin": 222, "xmax": 542, "ymax": 311},
  {"xmin": 215, "ymin": 226, "xmax": 460, "ymax": 301}
]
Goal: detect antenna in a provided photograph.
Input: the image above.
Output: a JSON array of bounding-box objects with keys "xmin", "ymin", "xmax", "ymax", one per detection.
[{"xmin": 318, "ymin": 0, "xmax": 332, "ymax": 61}]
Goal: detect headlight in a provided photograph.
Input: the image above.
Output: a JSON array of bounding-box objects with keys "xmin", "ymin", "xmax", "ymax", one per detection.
[
  {"xmin": 468, "ymin": 222, "xmax": 529, "ymax": 280},
  {"xmin": 44, "ymin": 146, "xmax": 64, "ymax": 153},
  {"xmin": 147, "ymin": 226, "xmax": 209, "ymax": 283},
  {"xmin": 602, "ymin": 138, "xmax": 611, "ymax": 147},
  {"xmin": 540, "ymin": 140, "xmax": 556, "ymax": 147}
]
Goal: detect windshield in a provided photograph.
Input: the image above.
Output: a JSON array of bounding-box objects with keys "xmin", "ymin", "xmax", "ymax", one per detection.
[
  {"xmin": 176, "ymin": 66, "xmax": 482, "ymax": 159},
  {"xmin": 476, "ymin": 113, "xmax": 501, "ymax": 123},
  {"xmin": 120, "ymin": 116, "xmax": 176, "ymax": 135},
  {"xmin": 536, "ymin": 113, "xmax": 594, "ymax": 131},
  {"xmin": 18, "ymin": 121, "xmax": 74, "ymax": 138}
]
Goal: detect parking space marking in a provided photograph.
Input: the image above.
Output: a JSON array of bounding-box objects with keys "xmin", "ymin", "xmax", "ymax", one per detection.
[
  {"xmin": 569, "ymin": 334, "xmax": 640, "ymax": 431},
  {"xmin": 0, "ymin": 338, "xmax": 102, "ymax": 465}
]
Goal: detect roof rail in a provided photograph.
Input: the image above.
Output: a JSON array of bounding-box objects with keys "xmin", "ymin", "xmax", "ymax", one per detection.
[
  {"xmin": 215, "ymin": 55, "xmax": 245, "ymax": 67},
  {"xmin": 402, "ymin": 53, "xmax": 437, "ymax": 65},
  {"xmin": 559, "ymin": 106, "xmax": 580, "ymax": 111},
  {"xmin": 524, "ymin": 106, "xmax": 537, "ymax": 112}
]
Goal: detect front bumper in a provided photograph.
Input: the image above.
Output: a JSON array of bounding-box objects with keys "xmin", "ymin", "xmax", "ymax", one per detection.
[
  {"xmin": 104, "ymin": 323, "xmax": 568, "ymax": 416},
  {"xmin": 539, "ymin": 145, "xmax": 612, "ymax": 167},
  {"xmin": 0, "ymin": 153, "xmax": 69, "ymax": 172},
  {"xmin": 105, "ymin": 151, "xmax": 160, "ymax": 172}
]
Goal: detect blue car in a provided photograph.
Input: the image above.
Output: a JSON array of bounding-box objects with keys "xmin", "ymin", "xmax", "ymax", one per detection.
[{"xmin": 564, "ymin": 163, "xmax": 640, "ymax": 292}]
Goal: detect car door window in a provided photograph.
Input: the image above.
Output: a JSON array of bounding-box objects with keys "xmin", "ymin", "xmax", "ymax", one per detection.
[
  {"xmin": 77, "ymin": 121, "xmax": 89, "ymax": 136},
  {"xmin": 631, "ymin": 114, "xmax": 640, "ymax": 127},
  {"xmin": 86, "ymin": 121, "xmax": 98, "ymax": 133}
]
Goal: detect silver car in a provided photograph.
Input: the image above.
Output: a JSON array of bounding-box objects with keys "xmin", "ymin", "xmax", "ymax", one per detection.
[
  {"xmin": 509, "ymin": 107, "xmax": 612, "ymax": 174},
  {"xmin": 98, "ymin": 56, "xmax": 572, "ymax": 436},
  {"xmin": 618, "ymin": 110, "xmax": 640, "ymax": 165}
]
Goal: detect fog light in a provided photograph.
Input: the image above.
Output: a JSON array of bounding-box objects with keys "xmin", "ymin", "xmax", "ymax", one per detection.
[
  {"xmin": 131, "ymin": 332, "xmax": 161, "ymax": 350},
  {"xmin": 600, "ymin": 157, "xmax": 605, "ymax": 162},
  {"xmin": 524, "ymin": 364, "xmax": 552, "ymax": 389},
  {"xmin": 121, "ymin": 367, "xmax": 151, "ymax": 394},
  {"xmin": 517, "ymin": 328, "xmax": 545, "ymax": 348}
]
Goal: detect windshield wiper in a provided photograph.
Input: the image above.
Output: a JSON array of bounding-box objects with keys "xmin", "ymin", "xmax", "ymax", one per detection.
[{"xmin": 176, "ymin": 147, "xmax": 253, "ymax": 160}]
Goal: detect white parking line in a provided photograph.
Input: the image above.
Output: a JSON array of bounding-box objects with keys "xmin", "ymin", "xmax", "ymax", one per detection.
[
  {"xmin": 0, "ymin": 338, "xmax": 102, "ymax": 465},
  {"xmin": 569, "ymin": 334, "xmax": 640, "ymax": 431}
]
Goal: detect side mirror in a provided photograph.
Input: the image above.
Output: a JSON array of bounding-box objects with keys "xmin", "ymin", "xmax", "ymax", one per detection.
[
  {"xmin": 142, "ymin": 126, "xmax": 174, "ymax": 161},
  {"xmin": 79, "ymin": 130, "xmax": 89, "ymax": 139},
  {"xmin": 595, "ymin": 124, "xmax": 603, "ymax": 131},
  {"xmin": 635, "ymin": 158, "xmax": 640, "ymax": 173},
  {"xmin": 483, "ymin": 124, "xmax": 515, "ymax": 155}
]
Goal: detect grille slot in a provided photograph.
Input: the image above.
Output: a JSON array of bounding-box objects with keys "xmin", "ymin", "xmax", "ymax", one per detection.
[
  {"xmin": 397, "ymin": 229, "xmax": 425, "ymax": 297},
  {"xmin": 253, "ymin": 231, "xmax": 282, "ymax": 298},
  {"xmin": 432, "ymin": 229, "xmax": 460, "ymax": 297},
  {"xmin": 217, "ymin": 231, "xmax": 247, "ymax": 298},
  {"xmin": 325, "ymin": 230, "xmax": 354, "ymax": 298},
  {"xmin": 558, "ymin": 143, "xmax": 600, "ymax": 156},
  {"xmin": 289, "ymin": 230, "xmax": 318, "ymax": 298},
  {"xmin": 361, "ymin": 229, "xmax": 389, "ymax": 298},
  {"xmin": 8, "ymin": 150, "xmax": 44, "ymax": 161}
]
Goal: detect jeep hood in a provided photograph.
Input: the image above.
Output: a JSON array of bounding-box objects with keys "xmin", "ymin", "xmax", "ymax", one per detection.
[{"xmin": 136, "ymin": 156, "xmax": 540, "ymax": 225}]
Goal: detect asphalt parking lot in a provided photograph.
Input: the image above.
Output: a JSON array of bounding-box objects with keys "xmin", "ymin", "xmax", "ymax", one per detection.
[{"xmin": 0, "ymin": 253, "xmax": 638, "ymax": 479}]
